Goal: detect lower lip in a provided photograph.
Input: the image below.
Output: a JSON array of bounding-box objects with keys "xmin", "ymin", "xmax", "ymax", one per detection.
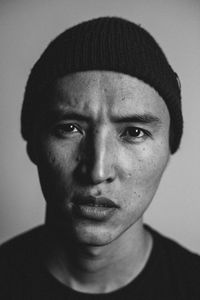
[{"xmin": 73, "ymin": 204, "xmax": 117, "ymax": 221}]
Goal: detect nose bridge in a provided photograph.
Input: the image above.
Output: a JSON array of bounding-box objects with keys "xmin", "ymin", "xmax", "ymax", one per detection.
[{"xmin": 90, "ymin": 126, "xmax": 115, "ymax": 183}]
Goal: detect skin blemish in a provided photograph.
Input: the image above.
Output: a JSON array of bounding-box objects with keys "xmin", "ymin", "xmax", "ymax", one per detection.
[
  {"xmin": 94, "ymin": 189, "xmax": 102, "ymax": 197},
  {"xmin": 49, "ymin": 155, "xmax": 56, "ymax": 164},
  {"xmin": 76, "ymin": 156, "xmax": 80, "ymax": 162}
]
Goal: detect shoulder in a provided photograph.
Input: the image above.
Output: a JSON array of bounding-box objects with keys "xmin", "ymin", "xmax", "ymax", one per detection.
[
  {"xmin": 146, "ymin": 225, "xmax": 200, "ymax": 298},
  {"xmin": 0, "ymin": 225, "xmax": 44, "ymax": 251},
  {"xmin": 0, "ymin": 226, "xmax": 46, "ymax": 297},
  {"xmin": 147, "ymin": 224, "xmax": 200, "ymax": 263},
  {"xmin": 0, "ymin": 225, "xmax": 44, "ymax": 270}
]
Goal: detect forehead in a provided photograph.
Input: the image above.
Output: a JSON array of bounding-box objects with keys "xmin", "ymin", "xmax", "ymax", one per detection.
[{"xmin": 50, "ymin": 71, "xmax": 169, "ymax": 120}]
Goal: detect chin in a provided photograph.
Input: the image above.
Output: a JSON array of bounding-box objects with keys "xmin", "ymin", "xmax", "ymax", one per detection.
[{"xmin": 72, "ymin": 222, "xmax": 119, "ymax": 247}]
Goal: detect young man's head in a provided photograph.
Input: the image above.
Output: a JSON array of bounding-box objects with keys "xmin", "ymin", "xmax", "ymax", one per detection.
[{"xmin": 21, "ymin": 17, "xmax": 183, "ymax": 246}]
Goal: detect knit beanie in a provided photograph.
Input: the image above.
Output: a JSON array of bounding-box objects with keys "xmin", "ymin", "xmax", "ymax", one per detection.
[{"xmin": 21, "ymin": 16, "xmax": 183, "ymax": 154}]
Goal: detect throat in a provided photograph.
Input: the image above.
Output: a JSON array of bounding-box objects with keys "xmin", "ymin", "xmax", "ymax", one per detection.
[{"xmin": 42, "ymin": 225, "xmax": 153, "ymax": 294}]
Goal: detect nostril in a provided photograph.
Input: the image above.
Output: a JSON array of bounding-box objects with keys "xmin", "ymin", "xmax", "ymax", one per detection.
[
  {"xmin": 107, "ymin": 177, "xmax": 114, "ymax": 183},
  {"xmin": 75, "ymin": 158, "xmax": 116, "ymax": 185}
]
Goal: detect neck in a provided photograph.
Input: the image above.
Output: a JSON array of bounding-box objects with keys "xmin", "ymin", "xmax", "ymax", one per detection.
[{"xmin": 42, "ymin": 220, "xmax": 152, "ymax": 294}]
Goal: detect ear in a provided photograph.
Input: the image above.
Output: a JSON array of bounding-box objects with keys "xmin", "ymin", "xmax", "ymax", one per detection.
[{"xmin": 26, "ymin": 141, "xmax": 38, "ymax": 165}]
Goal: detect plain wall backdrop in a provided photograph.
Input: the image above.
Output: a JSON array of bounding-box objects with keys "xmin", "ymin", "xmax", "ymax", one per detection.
[{"xmin": 0, "ymin": 0, "xmax": 200, "ymax": 252}]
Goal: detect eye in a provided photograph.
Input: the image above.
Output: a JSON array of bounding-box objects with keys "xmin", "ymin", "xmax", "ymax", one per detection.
[
  {"xmin": 125, "ymin": 127, "xmax": 143, "ymax": 137},
  {"xmin": 54, "ymin": 123, "xmax": 82, "ymax": 137},
  {"xmin": 121, "ymin": 127, "xmax": 151, "ymax": 142}
]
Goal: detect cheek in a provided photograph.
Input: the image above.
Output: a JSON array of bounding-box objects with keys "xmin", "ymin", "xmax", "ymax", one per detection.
[
  {"xmin": 38, "ymin": 140, "xmax": 78, "ymax": 173},
  {"xmin": 36, "ymin": 141, "xmax": 80, "ymax": 200},
  {"xmin": 117, "ymin": 143, "xmax": 169, "ymax": 192},
  {"xmin": 113, "ymin": 145, "xmax": 169, "ymax": 225}
]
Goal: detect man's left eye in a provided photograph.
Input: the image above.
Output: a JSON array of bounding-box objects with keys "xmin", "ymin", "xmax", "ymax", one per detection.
[
  {"xmin": 124, "ymin": 127, "xmax": 144, "ymax": 138},
  {"xmin": 121, "ymin": 127, "xmax": 150, "ymax": 141}
]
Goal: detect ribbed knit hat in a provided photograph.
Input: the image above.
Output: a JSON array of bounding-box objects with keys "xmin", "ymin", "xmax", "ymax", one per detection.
[{"xmin": 21, "ymin": 16, "xmax": 183, "ymax": 154}]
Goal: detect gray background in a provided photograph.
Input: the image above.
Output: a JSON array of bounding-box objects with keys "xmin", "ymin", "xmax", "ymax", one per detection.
[{"xmin": 0, "ymin": 0, "xmax": 200, "ymax": 252}]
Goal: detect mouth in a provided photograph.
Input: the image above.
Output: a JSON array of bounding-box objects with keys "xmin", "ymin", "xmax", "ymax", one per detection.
[{"xmin": 72, "ymin": 196, "xmax": 119, "ymax": 221}]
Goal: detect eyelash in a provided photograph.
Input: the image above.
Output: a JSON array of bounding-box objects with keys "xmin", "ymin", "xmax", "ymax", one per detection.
[{"xmin": 53, "ymin": 123, "xmax": 152, "ymax": 142}]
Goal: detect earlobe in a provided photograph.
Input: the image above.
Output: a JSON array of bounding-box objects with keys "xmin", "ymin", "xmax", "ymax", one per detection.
[{"xmin": 26, "ymin": 142, "xmax": 38, "ymax": 165}]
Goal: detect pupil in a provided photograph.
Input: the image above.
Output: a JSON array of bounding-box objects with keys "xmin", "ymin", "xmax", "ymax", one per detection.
[
  {"xmin": 67, "ymin": 124, "xmax": 74, "ymax": 131},
  {"xmin": 129, "ymin": 128, "xmax": 140, "ymax": 136}
]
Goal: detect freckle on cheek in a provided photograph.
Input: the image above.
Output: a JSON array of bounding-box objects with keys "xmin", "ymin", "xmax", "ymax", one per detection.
[{"xmin": 133, "ymin": 191, "xmax": 141, "ymax": 198}]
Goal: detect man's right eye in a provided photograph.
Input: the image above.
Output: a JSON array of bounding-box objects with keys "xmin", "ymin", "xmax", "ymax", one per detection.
[{"xmin": 53, "ymin": 123, "xmax": 82, "ymax": 137}]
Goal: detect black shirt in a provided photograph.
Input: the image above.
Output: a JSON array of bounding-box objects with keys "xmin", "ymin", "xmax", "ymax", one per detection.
[{"xmin": 0, "ymin": 225, "xmax": 200, "ymax": 299}]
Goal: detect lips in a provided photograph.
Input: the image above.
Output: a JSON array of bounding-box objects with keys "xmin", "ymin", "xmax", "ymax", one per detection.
[
  {"xmin": 75, "ymin": 196, "xmax": 119, "ymax": 208},
  {"xmin": 72, "ymin": 196, "xmax": 119, "ymax": 220}
]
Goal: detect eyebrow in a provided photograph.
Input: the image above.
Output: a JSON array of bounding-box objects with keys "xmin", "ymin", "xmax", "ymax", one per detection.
[
  {"xmin": 45, "ymin": 111, "xmax": 91, "ymax": 123},
  {"xmin": 111, "ymin": 113, "xmax": 162, "ymax": 125},
  {"xmin": 45, "ymin": 110, "xmax": 161, "ymax": 126}
]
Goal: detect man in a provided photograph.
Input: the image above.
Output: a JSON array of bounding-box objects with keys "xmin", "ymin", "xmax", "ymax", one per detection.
[{"xmin": 0, "ymin": 16, "xmax": 200, "ymax": 299}]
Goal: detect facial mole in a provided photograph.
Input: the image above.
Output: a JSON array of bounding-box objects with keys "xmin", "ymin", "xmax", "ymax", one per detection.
[
  {"xmin": 94, "ymin": 128, "xmax": 100, "ymax": 135},
  {"xmin": 134, "ymin": 191, "xmax": 141, "ymax": 198}
]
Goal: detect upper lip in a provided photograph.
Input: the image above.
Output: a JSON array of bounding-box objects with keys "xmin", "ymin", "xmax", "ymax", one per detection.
[{"xmin": 73, "ymin": 196, "xmax": 120, "ymax": 208}]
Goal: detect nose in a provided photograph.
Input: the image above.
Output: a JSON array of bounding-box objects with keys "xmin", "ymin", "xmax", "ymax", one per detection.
[{"xmin": 79, "ymin": 128, "xmax": 116, "ymax": 184}]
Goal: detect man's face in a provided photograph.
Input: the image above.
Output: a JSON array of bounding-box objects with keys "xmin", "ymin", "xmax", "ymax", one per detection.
[{"xmin": 34, "ymin": 71, "xmax": 170, "ymax": 246}]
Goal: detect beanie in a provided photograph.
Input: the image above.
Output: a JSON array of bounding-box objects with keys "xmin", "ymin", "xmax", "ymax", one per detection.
[{"xmin": 21, "ymin": 16, "xmax": 183, "ymax": 154}]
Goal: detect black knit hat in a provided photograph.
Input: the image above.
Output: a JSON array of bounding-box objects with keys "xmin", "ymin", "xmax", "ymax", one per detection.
[{"xmin": 21, "ymin": 16, "xmax": 183, "ymax": 154}]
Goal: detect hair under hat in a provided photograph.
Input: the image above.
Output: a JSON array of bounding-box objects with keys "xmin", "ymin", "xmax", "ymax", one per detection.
[{"xmin": 21, "ymin": 16, "xmax": 183, "ymax": 154}]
